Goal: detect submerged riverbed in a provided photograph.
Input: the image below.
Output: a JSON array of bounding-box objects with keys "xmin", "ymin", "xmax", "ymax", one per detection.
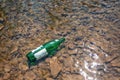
[{"xmin": 0, "ymin": 0, "xmax": 120, "ymax": 80}]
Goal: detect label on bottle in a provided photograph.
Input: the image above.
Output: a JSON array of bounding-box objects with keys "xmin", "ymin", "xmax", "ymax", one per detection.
[
  {"xmin": 32, "ymin": 45, "xmax": 43, "ymax": 53},
  {"xmin": 34, "ymin": 48, "xmax": 48, "ymax": 60}
]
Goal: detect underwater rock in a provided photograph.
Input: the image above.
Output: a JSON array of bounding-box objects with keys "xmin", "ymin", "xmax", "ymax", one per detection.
[
  {"xmin": 49, "ymin": 57, "xmax": 62, "ymax": 78},
  {"xmin": 61, "ymin": 74, "xmax": 83, "ymax": 80},
  {"xmin": 3, "ymin": 73, "xmax": 10, "ymax": 79},
  {"xmin": 46, "ymin": 77, "xmax": 53, "ymax": 80},
  {"xmin": 18, "ymin": 62, "xmax": 28, "ymax": 71},
  {"xmin": 0, "ymin": 24, "xmax": 4, "ymax": 30},
  {"xmin": 4, "ymin": 64, "xmax": 11, "ymax": 72},
  {"xmin": 24, "ymin": 71, "xmax": 36, "ymax": 80}
]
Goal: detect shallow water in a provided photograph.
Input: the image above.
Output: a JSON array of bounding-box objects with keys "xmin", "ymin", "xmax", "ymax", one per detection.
[{"xmin": 0, "ymin": 0, "xmax": 120, "ymax": 80}]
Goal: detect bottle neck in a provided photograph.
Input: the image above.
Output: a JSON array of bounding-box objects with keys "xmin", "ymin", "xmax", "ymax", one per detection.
[{"xmin": 58, "ymin": 38, "xmax": 65, "ymax": 43}]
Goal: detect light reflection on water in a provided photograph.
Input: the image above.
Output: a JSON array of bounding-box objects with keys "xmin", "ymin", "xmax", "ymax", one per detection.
[{"xmin": 75, "ymin": 44, "xmax": 108, "ymax": 80}]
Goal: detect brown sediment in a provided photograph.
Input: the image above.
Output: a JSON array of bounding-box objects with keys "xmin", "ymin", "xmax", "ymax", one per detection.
[{"xmin": 0, "ymin": 0, "xmax": 120, "ymax": 80}]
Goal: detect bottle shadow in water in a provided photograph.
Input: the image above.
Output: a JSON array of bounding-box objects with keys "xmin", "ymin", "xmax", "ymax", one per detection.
[{"xmin": 27, "ymin": 55, "xmax": 50, "ymax": 68}]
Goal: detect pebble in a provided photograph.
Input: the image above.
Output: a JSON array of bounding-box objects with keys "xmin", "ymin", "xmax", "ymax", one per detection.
[
  {"xmin": 68, "ymin": 48, "xmax": 78, "ymax": 55},
  {"xmin": 64, "ymin": 57, "xmax": 73, "ymax": 67},
  {"xmin": 4, "ymin": 64, "xmax": 11, "ymax": 72},
  {"xmin": 19, "ymin": 62, "xmax": 28, "ymax": 71},
  {"xmin": 67, "ymin": 42, "xmax": 76, "ymax": 50},
  {"xmin": 1, "ymin": 3, "xmax": 6, "ymax": 8},
  {"xmin": 50, "ymin": 57, "xmax": 62, "ymax": 78},
  {"xmin": 10, "ymin": 46, "xmax": 18, "ymax": 53},
  {"xmin": 11, "ymin": 7, "xmax": 16, "ymax": 11},
  {"xmin": 24, "ymin": 71, "xmax": 36, "ymax": 80},
  {"xmin": 62, "ymin": 74, "xmax": 83, "ymax": 80},
  {"xmin": 17, "ymin": 73, "xmax": 23, "ymax": 80},
  {"xmin": 3, "ymin": 73, "xmax": 10, "ymax": 79},
  {"xmin": 0, "ymin": 24, "xmax": 4, "ymax": 30},
  {"xmin": 9, "ymin": 55, "xmax": 19, "ymax": 64},
  {"xmin": 46, "ymin": 77, "xmax": 53, "ymax": 80},
  {"xmin": 28, "ymin": 2, "xmax": 34, "ymax": 6}
]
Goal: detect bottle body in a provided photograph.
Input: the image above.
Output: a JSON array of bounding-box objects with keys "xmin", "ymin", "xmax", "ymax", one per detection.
[{"xmin": 26, "ymin": 38, "xmax": 65, "ymax": 65}]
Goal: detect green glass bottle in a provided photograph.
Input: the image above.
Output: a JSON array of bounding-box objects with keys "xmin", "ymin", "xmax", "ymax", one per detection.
[{"xmin": 26, "ymin": 38, "xmax": 65, "ymax": 65}]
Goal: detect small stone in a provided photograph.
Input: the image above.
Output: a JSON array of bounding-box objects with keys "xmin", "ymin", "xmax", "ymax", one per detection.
[
  {"xmin": 0, "ymin": 24, "xmax": 4, "ymax": 30},
  {"xmin": 17, "ymin": 58, "xmax": 23, "ymax": 63},
  {"xmin": 0, "ymin": 77, "xmax": 3, "ymax": 80},
  {"xmin": 10, "ymin": 58, "xmax": 19, "ymax": 65},
  {"xmin": 64, "ymin": 56, "xmax": 73, "ymax": 67},
  {"xmin": 50, "ymin": 57, "xmax": 62, "ymax": 78},
  {"xmin": 3, "ymin": 73, "xmax": 10, "ymax": 79},
  {"xmin": 24, "ymin": 71, "xmax": 36, "ymax": 80},
  {"xmin": 17, "ymin": 73, "xmax": 23, "ymax": 80},
  {"xmin": 0, "ymin": 63, "xmax": 4, "ymax": 71},
  {"xmin": 62, "ymin": 74, "xmax": 83, "ymax": 80},
  {"xmin": 45, "ymin": 58, "xmax": 51, "ymax": 63},
  {"xmin": 4, "ymin": 64, "xmax": 11, "ymax": 72},
  {"xmin": 10, "ymin": 46, "xmax": 18, "ymax": 53},
  {"xmin": 67, "ymin": 42, "xmax": 76, "ymax": 50},
  {"xmin": 68, "ymin": 48, "xmax": 78, "ymax": 55},
  {"xmin": 28, "ymin": 2, "xmax": 34, "ymax": 6},
  {"xmin": 19, "ymin": 62, "xmax": 28, "ymax": 71},
  {"xmin": 41, "ymin": 69, "xmax": 50, "ymax": 78},
  {"xmin": 11, "ymin": 7, "xmax": 16, "ymax": 11},
  {"xmin": 1, "ymin": 3, "xmax": 6, "ymax": 8},
  {"xmin": 46, "ymin": 78, "xmax": 53, "ymax": 80}
]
